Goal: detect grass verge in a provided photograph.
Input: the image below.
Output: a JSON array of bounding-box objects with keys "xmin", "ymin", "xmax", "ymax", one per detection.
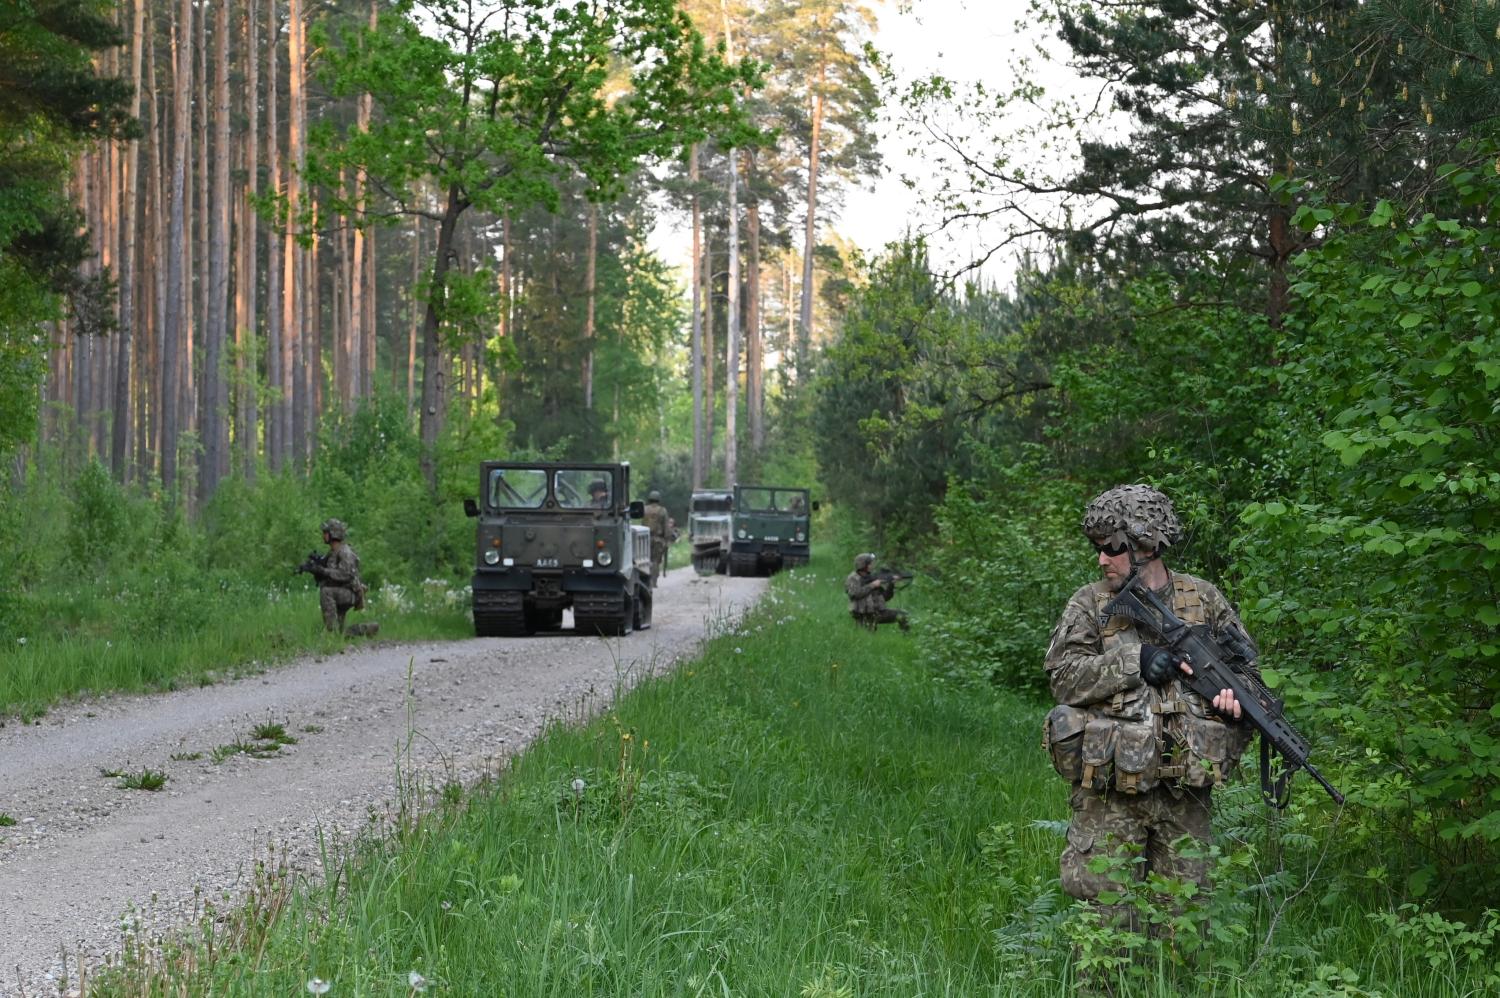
[
  {"xmin": 86, "ymin": 561, "xmax": 1500, "ymax": 996},
  {"xmin": 0, "ymin": 592, "xmax": 472, "ymax": 721}
]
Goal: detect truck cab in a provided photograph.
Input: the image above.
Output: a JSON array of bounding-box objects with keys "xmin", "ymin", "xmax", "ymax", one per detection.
[
  {"xmin": 727, "ymin": 484, "xmax": 813, "ymax": 576},
  {"xmin": 464, "ymin": 462, "xmax": 652, "ymax": 636}
]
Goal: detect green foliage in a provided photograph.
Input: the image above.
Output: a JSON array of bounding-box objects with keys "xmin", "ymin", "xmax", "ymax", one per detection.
[
  {"xmin": 0, "ymin": 0, "xmax": 137, "ymax": 453},
  {"xmin": 64, "ymin": 459, "xmax": 134, "ymax": 571},
  {"xmin": 1236, "ymin": 161, "xmax": 1500, "ymax": 894},
  {"xmin": 921, "ymin": 463, "xmax": 1085, "ymax": 695}
]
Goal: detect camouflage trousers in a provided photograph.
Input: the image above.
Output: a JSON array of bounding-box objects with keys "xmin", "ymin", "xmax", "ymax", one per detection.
[
  {"xmin": 651, "ymin": 540, "xmax": 668, "ymax": 586},
  {"xmin": 1060, "ymin": 783, "xmax": 1213, "ymax": 922},
  {"xmin": 851, "ymin": 607, "xmax": 909, "ymax": 631},
  {"xmin": 320, "ymin": 585, "xmax": 357, "ymax": 632}
]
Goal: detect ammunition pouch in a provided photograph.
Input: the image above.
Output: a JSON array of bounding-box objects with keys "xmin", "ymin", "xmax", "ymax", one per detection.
[
  {"xmin": 1042, "ymin": 705, "xmax": 1088, "ymax": 782},
  {"xmin": 1166, "ymin": 705, "xmax": 1234, "ymax": 788},
  {"xmin": 1074, "ymin": 711, "xmax": 1164, "ymax": 798}
]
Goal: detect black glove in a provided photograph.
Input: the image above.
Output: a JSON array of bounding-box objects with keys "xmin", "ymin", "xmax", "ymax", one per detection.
[{"xmin": 1139, "ymin": 643, "xmax": 1180, "ymax": 687}]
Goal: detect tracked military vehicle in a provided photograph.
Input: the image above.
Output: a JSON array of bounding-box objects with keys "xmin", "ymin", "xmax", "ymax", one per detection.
[
  {"xmin": 688, "ymin": 489, "xmax": 734, "ymax": 575},
  {"xmin": 727, "ymin": 484, "xmax": 814, "ymax": 576},
  {"xmin": 463, "ymin": 462, "xmax": 653, "ymax": 636}
]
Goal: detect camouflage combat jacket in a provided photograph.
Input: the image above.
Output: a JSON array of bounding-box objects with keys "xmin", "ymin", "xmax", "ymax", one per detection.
[
  {"xmin": 320, "ymin": 543, "xmax": 362, "ymax": 590},
  {"xmin": 1042, "ymin": 571, "xmax": 1257, "ymax": 794},
  {"xmin": 845, "ymin": 570, "xmax": 888, "ymax": 615},
  {"xmin": 642, "ymin": 502, "xmax": 670, "ymax": 543}
]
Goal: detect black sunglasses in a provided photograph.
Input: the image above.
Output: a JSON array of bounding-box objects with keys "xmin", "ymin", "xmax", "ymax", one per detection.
[{"xmin": 1092, "ymin": 540, "xmax": 1131, "ymax": 557}]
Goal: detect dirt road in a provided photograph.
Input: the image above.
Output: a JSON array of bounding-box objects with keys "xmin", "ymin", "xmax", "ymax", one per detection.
[{"xmin": 0, "ymin": 570, "xmax": 766, "ymax": 995}]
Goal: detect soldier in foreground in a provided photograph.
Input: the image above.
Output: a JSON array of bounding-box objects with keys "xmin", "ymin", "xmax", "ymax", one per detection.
[
  {"xmin": 844, "ymin": 552, "xmax": 909, "ymax": 631},
  {"xmin": 306, "ymin": 518, "xmax": 372, "ymax": 636},
  {"xmin": 642, "ymin": 490, "xmax": 670, "ymax": 586},
  {"xmin": 1042, "ymin": 484, "xmax": 1254, "ymax": 928}
]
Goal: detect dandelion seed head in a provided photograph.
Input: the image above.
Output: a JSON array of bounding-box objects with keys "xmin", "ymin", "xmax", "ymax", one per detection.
[
  {"xmin": 571, "ymin": 778, "xmax": 586, "ymax": 793},
  {"xmin": 408, "ymin": 971, "xmax": 429, "ymax": 991},
  {"xmin": 307, "ymin": 979, "xmax": 332, "ymax": 995}
]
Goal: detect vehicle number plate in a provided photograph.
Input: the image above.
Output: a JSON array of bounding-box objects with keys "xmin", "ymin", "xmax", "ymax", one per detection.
[
  {"xmin": 763, "ymin": 536, "xmax": 779, "ymax": 542},
  {"xmin": 535, "ymin": 558, "xmax": 559, "ymax": 568}
]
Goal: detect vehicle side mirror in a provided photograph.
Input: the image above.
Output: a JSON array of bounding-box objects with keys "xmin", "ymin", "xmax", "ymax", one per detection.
[
  {"xmin": 463, "ymin": 498, "xmax": 479, "ymax": 518},
  {"xmin": 812, "ymin": 500, "xmax": 821, "ymax": 512},
  {"xmin": 628, "ymin": 500, "xmax": 645, "ymax": 519}
]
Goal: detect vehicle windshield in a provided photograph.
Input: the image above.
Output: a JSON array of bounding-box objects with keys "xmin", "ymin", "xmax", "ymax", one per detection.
[
  {"xmin": 737, "ymin": 488, "xmax": 808, "ymax": 513},
  {"xmin": 556, "ymin": 470, "xmax": 612, "ymax": 510},
  {"xmin": 488, "ymin": 467, "xmax": 547, "ymax": 509}
]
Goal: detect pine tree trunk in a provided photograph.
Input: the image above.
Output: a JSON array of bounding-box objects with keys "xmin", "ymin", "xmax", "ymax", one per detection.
[
  {"xmin": 201, "ymin": 0, "xmax": 231, "ymax": 502},
  {"xmin": 419, "ymin": 185, "xmax": 467, "ymax": 488},
  {"xmin": 161, "ymin": 0, "xmax": 193, "ymax": 497},
  {"xmin": 798, "ymin": 43, "xmax": 827, "ymax": 381},
  {"xmin": 144, "ymin": 7, "xmax": 163, "ymax": 478},
  {"xmin": 583, "ymin": 202, "xmax": 597, "ymax": 410},
  {"xmin": 407, "ymin": 216, "xmax": 420, "ymax": 412},
  {"xmin": 111, "ymin": 0, "xmax": 142, "ymax": 481},
  {"xmin": 265, "ymin": 0, "xmax": 282, "ymax": 471},
  {"xmin": 689, "ymin": 143, "xmax": 704, "ymax": 489},
  {"xmin": 237, "ymin": 0, "xmax": 259, "ymax": 480},
  {"xmin": 357, "ymin": 0, "xmax": 378, "ymax": 399},
  {"xmin": 745, "ymin": 147, "xmax": 763, "ymax": 456},
  {"xmin": 725, "ymin": 151, "xmax": 739, "ymax": 486},
  {"xmin": 286, "ymin": 0, "xmax": 306, "ymax": 471},
  {"xmin": 306, "ymin": 207, "xmax": 320, "ymax": 455},
  {"xmin": 720, "ymin": 3, "xmax": 738, "ymax": 485},
  {"xmin": 703, "ymin": 227, "xmax": 715, "ymax": 473}
]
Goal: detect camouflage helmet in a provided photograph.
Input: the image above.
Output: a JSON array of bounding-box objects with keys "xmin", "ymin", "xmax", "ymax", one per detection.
[
  {"xmin": 853, "ymin": 552, "xmax": 876, "ymax": 571},
  {"xmin": 320, "ymin": 517, "xmax": 348, "ymax": 541},
  {"xmin": 1081, "ymin": 484, "xmax": 1182, "ymax": 554},
  {"xmin": 648, "ymin": 490, "xmax": 662, "ymax": 502}
]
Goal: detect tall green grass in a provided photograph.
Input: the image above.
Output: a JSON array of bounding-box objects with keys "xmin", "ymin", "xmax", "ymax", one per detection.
[
  {"xmin": 0, "ymin": 590, "xmax": 472, "ymax": 720},
  {"xmin": 90, "ymin": 560, "xmax": 1500, "ymax": 997}
]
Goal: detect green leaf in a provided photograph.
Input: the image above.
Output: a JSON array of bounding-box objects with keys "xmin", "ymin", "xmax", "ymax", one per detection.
[
  {"xmin": 1399, "ymin": 312, "xmax": 1424, "ymax": 329},
  {"xmin": 1461, "ymin": 281, "xmax": 1484, "ymax": 298}
]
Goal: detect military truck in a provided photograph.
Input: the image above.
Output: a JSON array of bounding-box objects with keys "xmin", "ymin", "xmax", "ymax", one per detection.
[
  {"xmin": 687, "ymin": 490, "xmax": 734, "ymax": 576},
  {"xmin": 463, "ymin": 462, "xmax": 653, "ymax": 636},
  {"xmin": 726, "ymin": 484, "xmax": 814, "ymax": 576}
]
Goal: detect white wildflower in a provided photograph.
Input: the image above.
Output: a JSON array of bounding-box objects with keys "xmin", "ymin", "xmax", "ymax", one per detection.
[
  {"xmin": 407, "ymin": 970, "xmax": 429, "ymax": 992},
  {"xmin": 306, "ymin": 979, "xmax": 332, "ymax": 995}
]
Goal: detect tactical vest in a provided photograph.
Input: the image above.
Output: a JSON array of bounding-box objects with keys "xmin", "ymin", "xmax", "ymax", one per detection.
[{"xmin": 1043, "ymin": 575, "xmax": 1236, "ymax": 794}]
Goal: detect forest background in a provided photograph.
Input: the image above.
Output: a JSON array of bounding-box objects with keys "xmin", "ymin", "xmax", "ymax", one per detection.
[{"xmin": 2, "ymin": 0, "xmax": 1500, "ymax": 957}]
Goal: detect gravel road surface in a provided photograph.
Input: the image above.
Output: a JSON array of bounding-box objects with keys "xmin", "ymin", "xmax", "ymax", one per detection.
[{"xmin": 0, "ymin": 570, "xmax": 766, "ymax": 995}]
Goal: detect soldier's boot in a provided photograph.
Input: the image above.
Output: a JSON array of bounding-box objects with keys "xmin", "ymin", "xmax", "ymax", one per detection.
[{"xmin": 336, "ymin": 609, "xmax": 349, "ymax": 635}]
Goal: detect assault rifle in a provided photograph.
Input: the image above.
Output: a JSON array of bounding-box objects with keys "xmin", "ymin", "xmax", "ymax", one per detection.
[
  {"xmin": 1103, "ymin": 566, "xmax": 1344, "ymax": 808},
  {"xmin": 873, "ymin": 567, "xmax": 915, "ymax": 593},
  {"xmin": 294, "ymin": 550, "xmax": 329, "ymax": 577}
]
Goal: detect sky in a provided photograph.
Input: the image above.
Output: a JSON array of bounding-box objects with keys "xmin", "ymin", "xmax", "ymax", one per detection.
[
  {"xmin": 650, "ymin": 0, "xmax": 1095, "ymax": 291},
  {"xmin": 840, "ymin": 0, "xmax": 1113, "ymax": 287}
]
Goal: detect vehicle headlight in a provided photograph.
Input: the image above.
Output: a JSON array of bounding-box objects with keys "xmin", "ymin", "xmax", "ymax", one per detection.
[
  {"xmin": 483, "ymin": 549, "xmax": 500, "ymax": 565},
  {"xmin": 597, "ymin": 549, "xmax": 613, "ymax": 566},
  {"xmin": 737, "ymin": 528, "xmax": 747, "ymax": 539}
]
